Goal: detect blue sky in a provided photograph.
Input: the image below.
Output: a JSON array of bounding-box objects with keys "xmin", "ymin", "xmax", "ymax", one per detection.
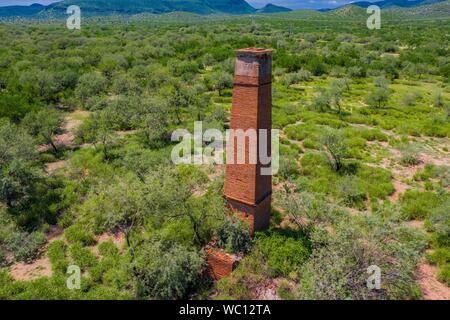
[{"xmin": 0, "ymin": 0, "xmax": 369, "ymax": 10}]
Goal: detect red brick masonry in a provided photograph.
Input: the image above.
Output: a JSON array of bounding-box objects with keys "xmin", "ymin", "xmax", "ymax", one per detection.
[
  {"xmin": 206, "ymin": 248, "xmax": 240, "ymax": 280},
  {"xmin": 224, "ymin": 48, "xmax": 273, "ymax": 233}
]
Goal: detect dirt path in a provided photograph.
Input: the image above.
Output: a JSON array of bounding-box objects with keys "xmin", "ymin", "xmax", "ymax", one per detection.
[
  {"xmin": 389, "ymin": 180, "xmax": 409, "ymax": 202},
  {"xmin": 45, "ymin": 160, "xmax": 66, "ymax": 174},
  {"xmin": 416, "ymin": 261, "xmax": 450, "ymax": 300},
  {"xmin": 10, "ymin": 226, "xmax": 64, "ymax": 281},
  {"xmin": 39, "ymin": 110, "xmax": 91, "ymax": 153},
  {"xmin": 10, "ymin": 258, "xmax": 52, "ymax": 281}
]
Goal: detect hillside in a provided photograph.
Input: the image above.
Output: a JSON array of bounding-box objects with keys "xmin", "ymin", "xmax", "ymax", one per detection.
[
  {"xmin": 352, "ymin": 0, "xmax": 445, "ymax": 9},
  {"xmin": 0, "ymin": 3, "xmax": 46, "ymax": 17},
  {"xmin": 0, "ymin": 0, "xmax": 257, "ymax": 17},
  {"xmin": 327, "ymin": 1, "xmax": 450, "ymax": 19},
  {"xmin": 386, "ymin": 0, "xmax": 450, "ymax": 17},
  {"xmin": 257, "ymin": 3, "xmax": 292, "ymax": 13}
]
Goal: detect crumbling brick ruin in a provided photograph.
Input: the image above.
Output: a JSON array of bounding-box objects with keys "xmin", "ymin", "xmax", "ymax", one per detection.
[{"xmin": 224, "ymin": 48, "xmax": 273, "ymax": 233}]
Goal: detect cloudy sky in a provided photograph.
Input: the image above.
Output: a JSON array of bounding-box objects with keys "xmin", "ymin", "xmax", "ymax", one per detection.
[{"xmin": 0, "ymin": 0, "xmax": 370, "ymax": 10}]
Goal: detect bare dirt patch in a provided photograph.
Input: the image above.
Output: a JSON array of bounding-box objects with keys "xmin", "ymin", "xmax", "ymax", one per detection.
[
  {"xmin": 45, "ymin": 160, "xmax": 66, "ymax": 174},
  {"xmin": 9, "ymin": 226, "xmax": 64, "ymax": 281},
  {"xmin": 389, "ymin": 180, "xmax": 409, "ymax": 202},
  {"xmin": 46, "ymin": 226, "xmax": 64, "ymax": 243},
  {"xmin": 10, "ymin": 258, "xmax": 52, "ymax": 281},
  {"xmin": 416, "ymin": 261, "xmax": 450, "ymax": 300},
  {"xmin": 404, "ymin": 220, "xmax": 425, "ymax": 229},
  {"xmin": 253, "ymin": 278, "xmax": 296, "ymax": 300},
  {"xmin": 38, "ymin": 110, "xmax": 91, "ymax": 152},
  {"xmin": 116, "ymin": 130, "xmax": 137, "ymax": 137}
]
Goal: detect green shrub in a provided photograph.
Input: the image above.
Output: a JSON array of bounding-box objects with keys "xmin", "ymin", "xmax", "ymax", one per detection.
[
  {"xmin": 89, "ymin": 256, "xmax": 119, "ymax": 283},
  {"xmin": 40, "ymin": 153, "xmax": 57, "ymax": 163},
  {"xmin": 303, "ymin": 138, "xmax": 320, "ymax": 150},
  {"xmin": 438, "ymin": 265, "xmax": 450, "ymax": 286},
  {"xmin": 357, "ymin": 166, "xmax": 394, "ymax": 199},
  {"xmin": 256, "ymin": 231, "xmax": 310, "ymax": 278},
  {"xmin": 427, "ymin": 248, "xmax": 450, "ymax": 266},
  {"xmin": 64, "ymin": 224, "xmax": 96, "ymax": 246},
  {"xmin": 400, "ymin": 154, "xmax": 420, "ymax": 167},
  {"xmin": 47, "ymin": 240, "xmax": 68, "ymax": 274},
  {"xmin": 298, "ymin": 216, "xmax": 426, "ymax": 300},
  {"xmin": 277, "ymin": 280, "xmax": 297, "ymax": 300},
  {"xmin": 98, "ymin": 240, "xmax": 119, "ymax": 258},
  {"xmin": 278, "ymin": 155, "xmax": 299, "ymax": 180},
  {"xmin": 400, "ymin": 191, "xmax": 441, "ymax": 220},
  {"xmin": 426, "ymin": 200, "xmax": 450, "ymax": 247},
  {"xmin": 133, "ymin": 241, "xmax": 205, "ymax": 300},
  {"xmin": 215, "ymin": 248, "xmax": 270, "ymax": 300},
  {"xmin": 337, "ymin": 176, "xmax": 367, "ymax": 208},
  {"xmin": 10, "ymin": 231, "xmax": 47, "ymax": 263},
  {"xmin": 360, "ymin": 128, "xmax": 388, "ymax": 142},
  {"xmin": 70, "ymin": 243, "xmax": 97, "ymax": 270},
  {"xmin": 215, "ymin": 217, "xmax": 252, "ymax": 254},
  {"xmin": 414, "ymin": 165, "xmax": 448, "ymax": 182}
]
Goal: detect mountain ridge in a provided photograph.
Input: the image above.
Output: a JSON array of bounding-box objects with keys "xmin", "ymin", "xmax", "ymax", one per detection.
[
  {"xmin": 0, "ymin": 0, "xmax": 447, "ymax": 18},
  {"xmin": 351, "ymin": 0, "xmax": 445, "ymax": 9}
]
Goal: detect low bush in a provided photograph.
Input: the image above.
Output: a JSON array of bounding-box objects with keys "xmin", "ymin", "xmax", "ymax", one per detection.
[
  {"xmin": 438, "ymin": 265, "xmax": 450, "ymax": 285},
  {"xmin": 98, "ymin": 240, "xmax": 120, "ymax": 258},
  {"xmin": 47, "ymin": 240, "xmax": 68, "ymax": 274},
  {"xmin": 337, "ymin": 175, "xmax": 367, "ymax": 209},
  {"xmin": 302, "ymin": 138, "xmax": 321, "ymax": 150},
  {"xmin": 64, "ymin": 224, "xmax": 96, "ymax": 246},
  {"xmin": 133, "ymin": 241, "xmax": 205, "ymax": 300},
  {"xmin": 425, "ymin": 199, "xmax": 450, "ymax": 247},
  {"xmin": 69, "ymin": 243, "xmax": 98, "ymax": 270},
  {"xmin": 278, "ymin": 155, "xmax": 299, "ymax": 180},
  {"xmin": 360, "ymin": 128, "xmax": 388, "ymax": 142},
  {"xmin": 400, "ymin": 154, "xmax": 420, "ymax": 167},
  {"xmin": 400, "ymin": 191, "xmax": 441, "ymax": 220},
  {"xmin": 356, "ymin": 166, "xmax": 394, "ymax": 200},
  {"xmin": 215, "ymin": 217, "xmax": 252, "ymax": 254},
  {"xmin": 427, "ymin": 248, "xmax": 450, "ymax": 266},
  {"xmin": 255, "ymin": 231, "xmax": 310, "ymax": 278},
  {"xmin": 297, "ymin": 215, "xmax": 426, "ymax": 300},
  {"xmin": 414, "ymin": 165, "xmax": 448, "ymax": 182},
  {"xmin": 215, "ymin": 248, "xmax": 269, "ymax": 300},
  {"xmin": 7, "ymin": 231, "xmax": 47, "ymax": 264}
]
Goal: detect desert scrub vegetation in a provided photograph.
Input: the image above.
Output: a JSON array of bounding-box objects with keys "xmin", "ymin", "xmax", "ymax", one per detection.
[
  {"xmin": 400, "ymin": 190, "xmax": 447, "ymax": 220},
  {"xmin": 296, "ymin": 213, "xmax": 427, "ymax": 300},
  {"xmin": 425, "ymin": 199, "xmax": 450, "ymax": 285},
  {"xmin": 0, "ymin": 11, "xmax": 449, "ymax": 300}
]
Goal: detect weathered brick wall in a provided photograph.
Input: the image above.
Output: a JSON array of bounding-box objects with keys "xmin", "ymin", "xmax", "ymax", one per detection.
[
  {"xmin": 206, "ymin": 248, "xmax": 239, "ymax": 280},
  {"xmin": 224, "ymin": 48, "xmax": 273, "ymax": 233}
]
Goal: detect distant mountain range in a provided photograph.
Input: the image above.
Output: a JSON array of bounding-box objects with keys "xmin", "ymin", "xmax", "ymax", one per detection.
[
  {"xmin": 0, "ymin": 3, "xmax": 46, "ymax": 17},
  {"xmin": 256, "ymin": 3, "xmax": 292, "ymax": 13},
  {"xmin": 0, "ymin": 0, "xmax": 291, "ymax": 17},
  {"xmin": 0, "ymin": 0, "xmax": 446, "ymax": 18},
  {"xmin": 351, "ymin": 0, "xmax": 444, "ymax": 9}
]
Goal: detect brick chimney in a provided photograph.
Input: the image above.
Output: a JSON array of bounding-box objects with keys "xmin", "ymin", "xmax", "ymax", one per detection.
[{"xmin": 224, "ymin": 48, "xmax": 273, "ymax": 233}]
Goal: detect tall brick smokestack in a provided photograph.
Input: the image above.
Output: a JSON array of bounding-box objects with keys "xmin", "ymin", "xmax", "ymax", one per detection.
[{"xmin": 224, "ymin": 48, "xmax": 273, "ymax": 233}]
